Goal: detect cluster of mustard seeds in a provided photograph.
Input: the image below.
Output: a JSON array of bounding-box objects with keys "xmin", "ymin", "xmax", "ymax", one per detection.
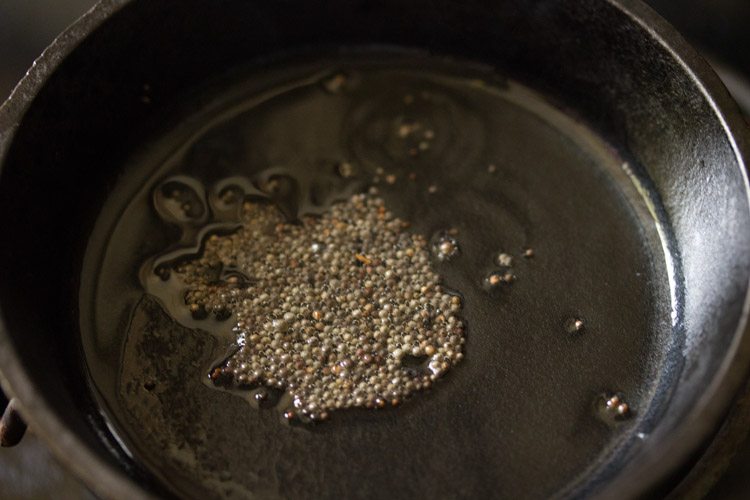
[{"xmin": 170, "ymin": 191, "xmax": 465, "ymax": 421}]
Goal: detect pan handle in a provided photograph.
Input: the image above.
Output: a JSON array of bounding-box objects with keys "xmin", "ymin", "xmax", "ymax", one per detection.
[{"xmin": 0, "ymin": 390, "xmax": 27, "ymax": 447}]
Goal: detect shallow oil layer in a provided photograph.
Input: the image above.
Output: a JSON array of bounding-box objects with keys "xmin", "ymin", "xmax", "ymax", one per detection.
[{"xmin": 79, "ymin": 53, "xmax": 675, "ymax": 499}]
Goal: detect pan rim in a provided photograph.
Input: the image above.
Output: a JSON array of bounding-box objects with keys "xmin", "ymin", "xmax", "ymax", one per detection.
[
  {"xmin": 0, "ymin": 3, "xmax": 154, "ymax": 499},
  {"xmin": 591, "ymin": 0, "xmax": 750, "ymax": 497},
  {"xmin": 0, "ymin": 0, "xmax": 749, "ymax": 498}
]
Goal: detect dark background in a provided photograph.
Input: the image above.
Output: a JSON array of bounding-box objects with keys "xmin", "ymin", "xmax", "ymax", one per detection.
[{"xmin": 0, "ymin": 1, "xmax": 749, "ymax": 498}]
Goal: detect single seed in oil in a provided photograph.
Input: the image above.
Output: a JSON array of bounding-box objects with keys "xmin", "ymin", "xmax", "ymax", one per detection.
[
  {"xmin": 485, "ymin": 272, "xmax": 503, "ymax": 288},
  {"xmin": 397, "ymin": 120, "xmax": 419, "ymax": 138},
  {"xmin": 219, "ymin": 187, "xmax": 240, "ymax": 205},
  {"xmin": 564, "ymin": 317, "xmax": 584, "ymax": 333},
  {"xmin": 432, "ymin": 233, "xmax": 460, "ymax": 261},
  {"xmin": 335, "ymin": 161, "xmax": 356, "ymax": 178},
  {"xmin": 496, "ymin": 253, "xmax": 513, "ymax": 267},
  {"xmin": 322, "ymin": 73, "xmax": 348, "ymax": 94}
]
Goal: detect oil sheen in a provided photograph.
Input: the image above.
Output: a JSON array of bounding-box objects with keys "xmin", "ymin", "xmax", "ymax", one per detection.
[{"xmin": 79, "ymin": 52, "xmax": 675, "ymax": 499}]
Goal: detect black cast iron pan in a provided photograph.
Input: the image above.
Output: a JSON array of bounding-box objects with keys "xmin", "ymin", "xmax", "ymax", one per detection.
[{"xmin": 1, "ymin": 0, "xmax": 750, "ymax": 498}]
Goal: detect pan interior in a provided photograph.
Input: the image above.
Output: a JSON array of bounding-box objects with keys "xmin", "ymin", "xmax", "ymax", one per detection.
[{"xmin": 79, "ymin": 52, "xmax": 677, "ymax": 499}]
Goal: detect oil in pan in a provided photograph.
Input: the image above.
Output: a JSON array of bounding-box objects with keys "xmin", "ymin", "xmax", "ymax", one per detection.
[{"xmin": 78, "ymin": 51, "xmax": 675, "ymax": 499}]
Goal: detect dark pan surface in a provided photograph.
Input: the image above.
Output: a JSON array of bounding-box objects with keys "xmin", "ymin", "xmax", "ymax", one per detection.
[
  {"xmin": 0, "ymin": 1, "xmax": 749, "ymax": 499},
  {"xmin": 78, "ymin": 54, "xmax": 674, "ymax": 499}
]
